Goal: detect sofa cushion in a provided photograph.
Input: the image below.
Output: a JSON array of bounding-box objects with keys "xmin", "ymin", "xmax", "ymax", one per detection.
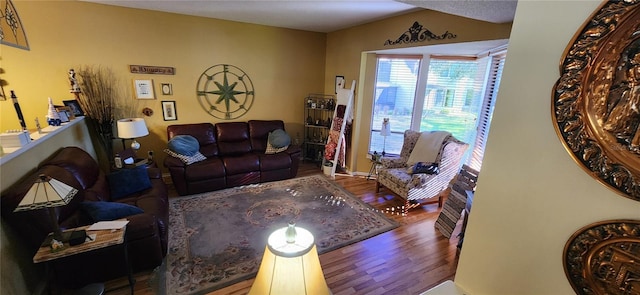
[
  {"xmin": 216, "ymin": 122, "xmax": 252, "ymax": 155},
  {"xmin": 168, "ymin": 135, "xmax": 200, "ymax": 156},
  {"xmin": 265, "ymin": 142, "xmax": 289, "ymax": 154},
  {"xmin": 164, "ymin": 149, "xmax": 207, "ymax": 165},
  {"xmin": 81, "ymin": 201, "xmax": 143, "ymax": 222},
  {"xmin": 268, "ymin": 129, "xmax": 291, "ymax": 148},
  {"xmin": 107, "ymin": 166, "xmax": 152, "ymax": 200}
]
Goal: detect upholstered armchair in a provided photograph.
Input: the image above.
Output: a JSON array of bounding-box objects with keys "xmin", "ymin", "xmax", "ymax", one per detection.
[{"xmin": 376, "ymin": 130, "xmax": 468, "ymax": 215}]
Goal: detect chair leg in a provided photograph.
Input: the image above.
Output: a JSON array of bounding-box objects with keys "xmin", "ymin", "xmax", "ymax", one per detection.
[
  {"xmin": 375, "ymin": 180, "xmax": 381, "ymax": 192},
  {"xmin": 438, "ymin": 195, "xmax": 443, "ymax": 207}
]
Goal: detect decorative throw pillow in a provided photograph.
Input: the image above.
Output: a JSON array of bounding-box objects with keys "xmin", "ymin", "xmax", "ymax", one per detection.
[
  {"xmin": 164, "ymin": 149, "xmax": 207, "ymax": 165},
  {"xmin": 268, "ymin": 129, "xmax": 291, "ymax": 148},
  {"xmin": 168, "ymin": 135, "xmax": 200, "ymax": 156},
  {"xmin": 407, "ymin": 162, "xmax": 440, "ymax": 175},
  {"xmin": 406, "ymin": 131, "xmax": 451, "ymax": 166},
  {"xmin": 265, "ymin": 141, "xmax": 289, "ymax": 154},
  {"xmin": 81, "ymin": 201, "xmax": 144, "ymax": 222},
  {"xmin": 107, "ymin": 166, "xmax": 152, "ymax": 200}
]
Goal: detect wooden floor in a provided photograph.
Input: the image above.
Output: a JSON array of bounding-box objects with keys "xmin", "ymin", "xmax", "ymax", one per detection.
[{"xmin": 103, "ymin": 162, "xmax": 461, "ymax": 295}]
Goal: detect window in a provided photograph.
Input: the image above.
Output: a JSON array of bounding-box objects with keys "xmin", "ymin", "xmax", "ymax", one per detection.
[
  {"xmin": 370, "ymin": 56, "xmax": 420, "ymax": 155},
  {"xmin": 369, "ymin": 50, "xmax": 506, "ymax": 171}
]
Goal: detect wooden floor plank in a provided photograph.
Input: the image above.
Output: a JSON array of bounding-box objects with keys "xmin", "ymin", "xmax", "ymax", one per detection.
[{"xmin": 101, "ymin": 162, "xmax": 461, "ymax": 295}]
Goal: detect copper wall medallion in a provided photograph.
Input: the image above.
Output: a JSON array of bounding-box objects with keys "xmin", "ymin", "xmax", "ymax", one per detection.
[
  {"xmin": 552, "ymin": 0, "xmax": 640, "ymax": 201},
  {"xmin": 563, "ymin": 220, "xmax": 640, "ymax": 295}
]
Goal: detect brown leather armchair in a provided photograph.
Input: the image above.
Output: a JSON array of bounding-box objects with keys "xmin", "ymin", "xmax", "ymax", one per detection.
[{"xmin": 1, "ymin": 147, "xmax": 168, "ymax": 288}]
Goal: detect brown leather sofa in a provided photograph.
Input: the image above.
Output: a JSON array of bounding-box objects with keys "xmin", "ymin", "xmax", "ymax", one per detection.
[
  {"xmin": 164, "ymin": 120, "xmax": 301, "ymax": 196},
  {"xmin": 0, "ymin": 147, "xmax": 168, "ymax": 288}
]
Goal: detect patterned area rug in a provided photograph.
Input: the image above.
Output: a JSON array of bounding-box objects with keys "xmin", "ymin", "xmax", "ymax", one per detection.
[{"xmin": 166, "ymin": 175, "xmax": 399, "ymax": 295}]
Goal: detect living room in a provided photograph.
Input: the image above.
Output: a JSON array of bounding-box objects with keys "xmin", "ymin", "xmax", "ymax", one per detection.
[{"xmin": 2, "ymin": 1, "xmax": 640, "ymax": 295}]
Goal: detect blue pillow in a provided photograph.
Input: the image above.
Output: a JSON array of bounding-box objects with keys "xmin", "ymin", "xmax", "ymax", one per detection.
[
  {"xmin": 81, "ymin": 201, "xmax": 143, "ymax": 222},
  {"xmin": 168, "ymin": 135, "xmax": 200, "ymax": 156},
  {"xmin": 107, "ymin": 166, "xmax": 152, "ymax": 200},
  {"xmin": 268, "ymin": 129, "xmax": 291, "ymax": 148}
]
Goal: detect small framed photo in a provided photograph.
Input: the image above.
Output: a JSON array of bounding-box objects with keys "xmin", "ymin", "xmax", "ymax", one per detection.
[
  {"xmin": 63, "ymin": 100, "xmax": 84, "ymax": 116},
  {"xmin": 161, "ymin": 83, "xmax": 173, "ymax": 95},
  {"xmin": 162, "ymin": 101, "xmax": 177, "ymax": 121},
  {"xmin": 133, "ymin": 79, "xmax": 155, "ymax": 99},
  {"xmin": 335, "ymin": 75, "xmax": 345, "ymax": 94},
  {"xmin": 56, "ymin": 107, "xmax": 71, "ymax": 122}
]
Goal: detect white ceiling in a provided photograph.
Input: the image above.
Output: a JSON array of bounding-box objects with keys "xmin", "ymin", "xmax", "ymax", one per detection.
[{"xmin": 82, "ymin": 0, "xmax": 517, "ymax": 33}]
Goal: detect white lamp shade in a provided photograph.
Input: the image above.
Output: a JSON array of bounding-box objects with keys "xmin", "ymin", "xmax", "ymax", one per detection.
[
  {"xmin": 14, "ymin": 175, "xmax": 78, "ymax": 211},
  {"xmin": 117, "ymin": 118, "xmax": 149, "ymax": 139},
  {"xmin": 249, "ymin": 226, "xmax": 331, "ymax": 295},
  {"xmin": 380, "ymin": 118, "xmax": 391, "ymax": 136}
]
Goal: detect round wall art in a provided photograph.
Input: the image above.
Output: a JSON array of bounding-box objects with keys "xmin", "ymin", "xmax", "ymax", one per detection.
[
  {"xmin": 196, "ymin": 64, "xmax": 255, "ymax": 120},
  {"xmin": 552, "ymin": 0, "xmax": 640, "ymax": 202}
]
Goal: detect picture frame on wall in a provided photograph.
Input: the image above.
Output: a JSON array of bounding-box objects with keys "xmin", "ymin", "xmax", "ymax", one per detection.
[
  {"xmin": 133, "ymin": 79, "xmax": 155, "ymax": 99},
  {"xmin": 335, "ymin": 76, "xmax": 345, "ymax": 94},
  {"xmin": 161, "ymin": 83, "xmax": 173, "ymax": 95},
  {"xmin": 63, "ymin": 100, "xmax": 84, "ymax": 117},
  {"xmin": 162, "ymin": 100, "xmax": 177, "ymax": 121}
]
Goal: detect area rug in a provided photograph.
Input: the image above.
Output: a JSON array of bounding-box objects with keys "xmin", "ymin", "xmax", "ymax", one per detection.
[{"xmin": 166, "ymin": 175, "xmax": 399, "ymax": 295}]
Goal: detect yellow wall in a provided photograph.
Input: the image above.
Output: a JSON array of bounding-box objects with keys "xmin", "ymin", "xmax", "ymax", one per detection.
[
  {"xmin": 1, "ymin": 0, "xmax": 326, "ymax": 169},
  {"xmin": 455, "ymin": 1, "xmax": 640, "ymax": 294},
  {"xmin": 324, "ymin": 9, "xmax": 512, "ymax": 172}
]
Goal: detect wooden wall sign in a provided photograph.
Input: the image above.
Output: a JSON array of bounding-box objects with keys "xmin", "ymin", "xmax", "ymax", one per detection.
[{"xmin": 129, "ymin": 65, "xmax": 175, "ymax": 75}]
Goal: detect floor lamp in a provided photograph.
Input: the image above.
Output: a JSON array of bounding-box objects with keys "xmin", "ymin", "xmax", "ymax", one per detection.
[{"xmin": 380, "ymin": 118, "xmax": 391, "ymax": 155}]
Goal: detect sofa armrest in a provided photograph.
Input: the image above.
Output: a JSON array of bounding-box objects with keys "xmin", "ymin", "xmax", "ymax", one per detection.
[
  {"xmin": 164, "ymin": 155, "xmax": 186, "ymax": 168},
  {"xmin": 284, "ymin": 145, "xmax": 302, "ymax": 156}
]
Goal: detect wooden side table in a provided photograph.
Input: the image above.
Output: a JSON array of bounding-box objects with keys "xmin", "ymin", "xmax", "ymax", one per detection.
[{"xmin": 34, "ymin": 224, "xmax": 134, "ymax": 294}]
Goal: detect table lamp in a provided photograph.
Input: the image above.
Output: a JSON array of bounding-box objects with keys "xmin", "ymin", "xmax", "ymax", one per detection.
[
  {"xmin": 248, "ymin": 222, "xmax": 332, "ymax": 295},
  {"xmin": 117, "ymin": 118, "xmax": 149, "ymax": 151},
  {"xmin": 380, "ymin": 118, "xmax": 391, "ymax": 155},
  {"xmin": 14, "ymin": 174, "xmax": 78, "ymax": 242}
]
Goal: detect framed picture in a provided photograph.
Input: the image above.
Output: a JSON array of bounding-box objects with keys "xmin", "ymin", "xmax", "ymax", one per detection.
[
  {"xmin": 133, "ymin": 79, "xmax": 155, "ymax": 99},
  {"xmin": 56, "ymin": 107, "xmax": 71, "ymax": 122},
  {"xmin": 161, "ymin": 83, "xmax": 173, "ymax": 95},
  {"xmin": 63, "ymin": 100, "xmax": 84, "ymax": 116},
  {"xmin": 162, "ymin": 101, "xmax": 177, "ymax": 121},
  {"xmin": 335, "ymin": 76, "xmax": 345, "ymax": 94}
]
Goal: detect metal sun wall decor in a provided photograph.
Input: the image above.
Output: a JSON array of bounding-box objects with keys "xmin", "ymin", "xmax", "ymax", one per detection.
[
  {"xmin": 196, "ymin": 64, "xmax": 255, "ymax": 120},
  {"xmin": 552, "ymin": 0, "xmax": 640, "ymax": 202},
  {"xmin": 384, "ymin": 21, "xmax": 456, "ymax": 46},
  {"xmin": 0, "ymin": 0, "xmax": 29, "ymax": 50},
  {"xmin": 563, "ymin": 220, "xmax": 640, "ymax": 295}
]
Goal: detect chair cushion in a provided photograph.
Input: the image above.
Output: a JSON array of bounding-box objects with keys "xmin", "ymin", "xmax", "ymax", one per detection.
[
  {"xmin": 81, "ymin": 201, "xmax": 143, "ymax": 222},
  {"xmin": 407, "ymin": 131, "xmax": 451, "ymax": 166},
  {"xmin": 168, "ymin": 135, "xmax": 200, "ymax": 156},
  {"xmin": 107, "ymin": 166, "xmax": 152, "ymax": 200}
]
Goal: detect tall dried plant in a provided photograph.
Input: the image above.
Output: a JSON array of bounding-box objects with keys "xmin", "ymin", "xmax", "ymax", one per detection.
[{"xmin": 75, "ymin": 66, "xmax": 119, "ymax": 170}]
